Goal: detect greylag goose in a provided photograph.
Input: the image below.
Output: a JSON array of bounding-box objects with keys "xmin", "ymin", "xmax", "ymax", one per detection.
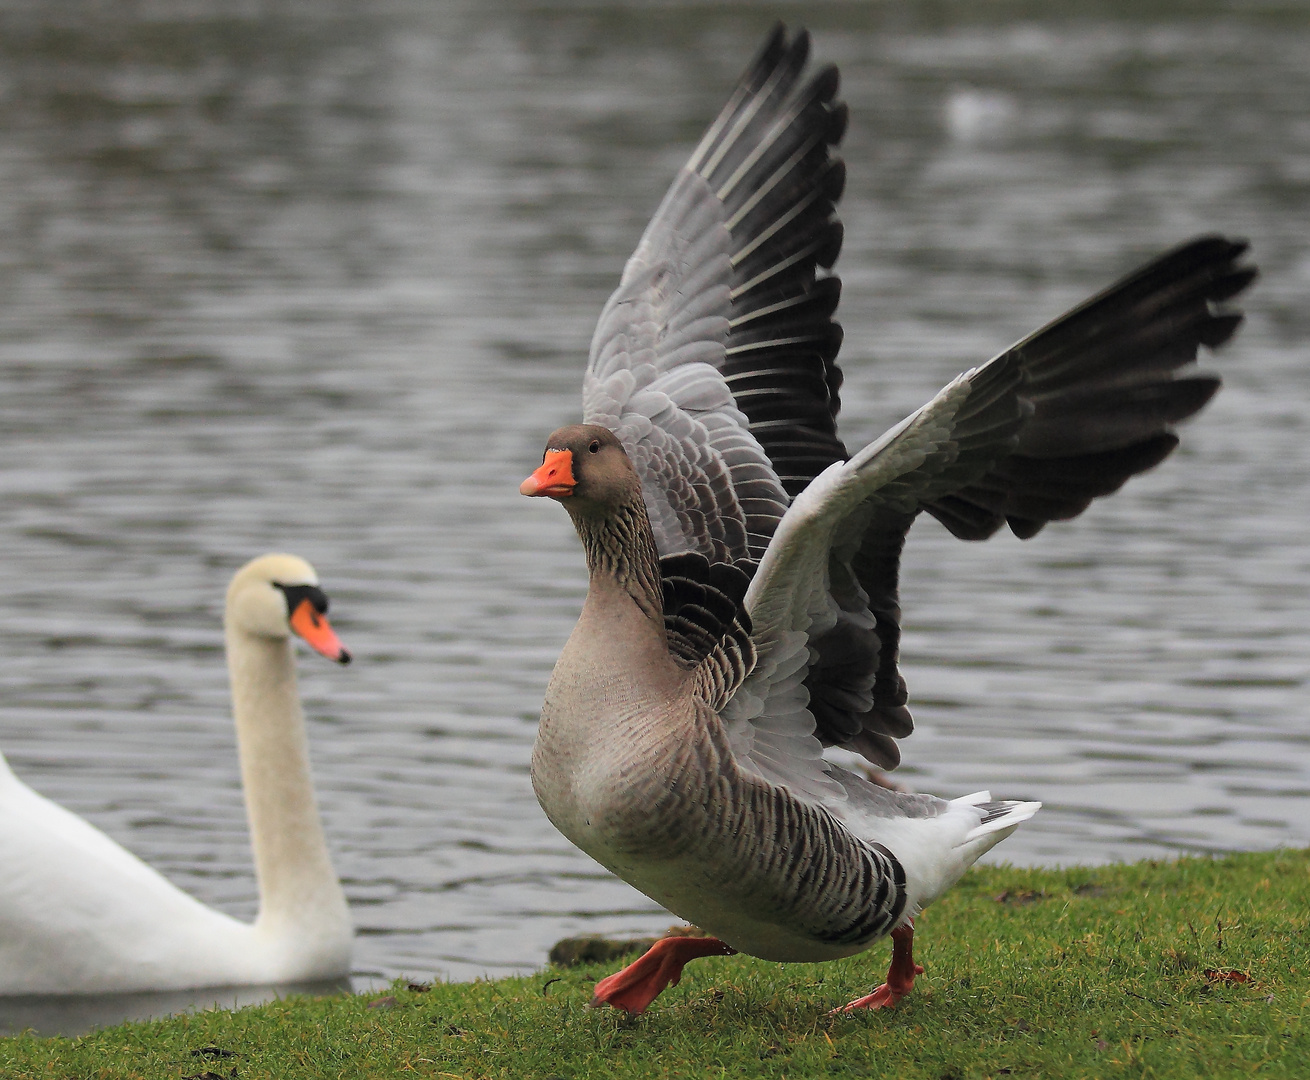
[
  {"xmin": 521, "ymin": 25, "xmax": 1256, "ymax": 1015},
  {"xmin": 0, "ymin": 554, "xmax": 353, "ymax": 994}
]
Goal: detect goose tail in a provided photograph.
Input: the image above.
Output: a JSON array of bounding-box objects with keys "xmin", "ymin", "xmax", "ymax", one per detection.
[{"xmin": 952, "ymin": 790, "xmax": 1042, "ymax": 850}]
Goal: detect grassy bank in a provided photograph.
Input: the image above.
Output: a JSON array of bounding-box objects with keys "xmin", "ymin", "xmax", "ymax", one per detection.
[{"xmin": 3, "ymin": 849, "xmax": 1306, "ymax": 1079}]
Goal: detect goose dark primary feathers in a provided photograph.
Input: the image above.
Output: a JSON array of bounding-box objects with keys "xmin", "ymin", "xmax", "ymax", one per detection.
[{"xmin": 523, "ymin": 24, "xmax": 1256, "ymax": 1015}]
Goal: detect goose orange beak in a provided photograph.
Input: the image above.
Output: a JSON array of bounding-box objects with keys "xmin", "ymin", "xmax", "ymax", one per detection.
[
  {"xmin": 290, "ymin": 599, "xmax": 351, "ymax": 664},
  {"xmin": 520, "ymin": 449, "xmax": 576, "ymax": 498}
]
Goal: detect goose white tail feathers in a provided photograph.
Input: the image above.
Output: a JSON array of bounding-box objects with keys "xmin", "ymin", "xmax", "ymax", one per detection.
[
  {"xmin": 955, "ymin": 791, "xmax": 1043, "ymax": 845},
  {"xmin": 829, "ymin": 785, "xmax": 1041, "ymax": 920},
  {"xmin": 951, "ymin": 792, "xmax": 1044, "ymax": 885}
]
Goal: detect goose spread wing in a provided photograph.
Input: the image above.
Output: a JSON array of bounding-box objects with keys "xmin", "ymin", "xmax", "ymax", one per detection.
[
  {"xmin": 583, "ymin": 25, "xmax": 848, "ymax": 565},
  {"xmin": 578, "ymin": 21, "xmax": 1256, "ymax": 799},
  {"xmin": 721, "ymin": 369, "xmax": 1010, "ymax": 798},
  {"xmin": 726, "ymin": 235, "xmax": 1256, "ymax": 792}
]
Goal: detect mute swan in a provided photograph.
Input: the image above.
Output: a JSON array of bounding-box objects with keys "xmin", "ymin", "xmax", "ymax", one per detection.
[
  {"xmin": 0, "ymin": 553, "xmax": 353, "ymax": 995},
  {"xmin": 520, "ymin": 25, "xmax": 1255, "ymax": 1014}
]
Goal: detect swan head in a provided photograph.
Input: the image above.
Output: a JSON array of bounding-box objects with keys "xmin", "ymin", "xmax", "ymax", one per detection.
[
  {"xmin": 520, "ymin": 425, "xmax": 639, "ymax": 515},
  {"xmin": 226, "ymin": 553, "xmax": 351, "ymax": 664}
]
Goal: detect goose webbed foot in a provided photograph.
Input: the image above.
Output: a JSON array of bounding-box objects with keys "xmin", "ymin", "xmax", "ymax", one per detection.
[
  {"xmin": 831, "ymin": 921, "xmax": 923, "ymax": 1013},
  {"xmin": 589, "ymin": 935, "xmax": 736, "ymax": 1015}
]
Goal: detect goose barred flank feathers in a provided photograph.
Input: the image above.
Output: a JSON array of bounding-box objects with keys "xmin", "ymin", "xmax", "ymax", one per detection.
[{"xmin": 667, "ymin": 715, "xmax": 910, "ymax": 948}]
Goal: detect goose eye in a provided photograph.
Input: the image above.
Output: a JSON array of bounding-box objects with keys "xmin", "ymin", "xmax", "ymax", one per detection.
[{"xmin": 588, "ymin": 440, "xmax": 600, "ymax": 454}]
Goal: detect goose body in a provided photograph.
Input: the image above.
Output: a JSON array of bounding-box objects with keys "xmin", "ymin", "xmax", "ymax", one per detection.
[
  {"xmin": 528, "ymin": 428, "xmax": 1039, "ymax": 987},
  {"xmin": 0, "ymin": 554, "xmax": 352, "ymax": 995},
  {"xmin": 523, "ymin": 24, "xmax": 1256, "ymax": 1015}
]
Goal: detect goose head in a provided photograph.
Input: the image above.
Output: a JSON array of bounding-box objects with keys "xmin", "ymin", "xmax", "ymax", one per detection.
[
  {"xmin": 520, "ymin": 425, "xmax": 640, "ymax": 518},
  {"xmin": 225, "ymin": 553, "xmax": 351, "ymax": 664}
]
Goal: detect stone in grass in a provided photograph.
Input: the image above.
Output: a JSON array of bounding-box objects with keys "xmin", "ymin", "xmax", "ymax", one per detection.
[
  {"xmin": 549, "ymin": 935, "xmax": 659, "ymax": 968},
  {"xmin": 549, "ymin": 925, "xmax": 714, "ymax": 968}
]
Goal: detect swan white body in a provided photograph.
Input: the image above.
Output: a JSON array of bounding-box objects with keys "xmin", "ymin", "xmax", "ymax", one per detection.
[{"xmin": 0, "ymin": 554, "xmax": 352, "ymax": 995}]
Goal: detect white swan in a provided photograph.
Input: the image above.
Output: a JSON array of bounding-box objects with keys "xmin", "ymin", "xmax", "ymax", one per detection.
[{"xmin": 0, "ymin": 553, "xmax": 353, "ymax": 995}]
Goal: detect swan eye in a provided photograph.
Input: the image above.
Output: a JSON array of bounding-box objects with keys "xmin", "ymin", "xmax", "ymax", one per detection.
[
  {"xmin": 588, "ymin": 440, "xmax": 600, "ymax": 454},
  {"xmin": 274, "ymin": 582, "xmax": 330, "ymax": 615}
]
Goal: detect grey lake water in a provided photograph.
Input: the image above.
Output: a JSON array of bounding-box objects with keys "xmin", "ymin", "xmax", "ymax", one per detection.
[{"xmin": 0, "ymin": 0, "xmax": 1306, "ymax": 1030}]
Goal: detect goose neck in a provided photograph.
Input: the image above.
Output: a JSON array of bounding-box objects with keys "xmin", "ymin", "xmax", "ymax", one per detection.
[{"xmin": 571, "ymin": 498, "xmax": 664, "ymax": 623}]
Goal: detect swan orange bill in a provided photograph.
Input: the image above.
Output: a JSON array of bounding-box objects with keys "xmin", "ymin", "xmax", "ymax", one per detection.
[
  {"xmin": 520, "ymin": 448, "xmax": 576, "ymax": 498},
  {"xmin": 289, "ymin": 599, "xmax": 351, "ymax": 664}
]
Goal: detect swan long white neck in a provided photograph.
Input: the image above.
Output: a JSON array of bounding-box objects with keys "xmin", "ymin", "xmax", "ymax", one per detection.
[{"xmin": 225, "ymin": 622, "xmax": 350, "ymax": 959}]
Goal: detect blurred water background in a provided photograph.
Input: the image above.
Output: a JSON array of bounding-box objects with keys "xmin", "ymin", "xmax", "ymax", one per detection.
[{"xmin": 0, "ymin": 0, "xmax": 1305, "ymax": 1020}]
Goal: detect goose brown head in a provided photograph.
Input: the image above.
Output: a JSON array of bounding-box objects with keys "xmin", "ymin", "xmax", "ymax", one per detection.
[{"xmin": 520, "ymin": 425, "xmax": 641, "ymax": 516}]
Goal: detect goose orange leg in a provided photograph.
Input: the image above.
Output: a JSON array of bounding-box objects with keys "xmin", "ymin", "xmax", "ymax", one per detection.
[
  {"xmin": 590, "ymin": 936, "xmax": 737, "ymax": 1015},
  {"xmin": 831, "ymin": 921, "xmax": 924, "ymax": 1013}
]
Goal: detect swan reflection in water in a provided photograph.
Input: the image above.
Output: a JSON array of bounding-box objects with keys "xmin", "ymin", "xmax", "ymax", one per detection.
[{"xmin": 0, "ymin": 978, "xmax": 353, "ymax": 1039}]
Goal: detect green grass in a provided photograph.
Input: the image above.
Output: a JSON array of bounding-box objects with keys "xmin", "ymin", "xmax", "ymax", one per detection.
[{"xmin": 3, "ymin": 850, "xmax": 1307, "ymax": 1079}]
